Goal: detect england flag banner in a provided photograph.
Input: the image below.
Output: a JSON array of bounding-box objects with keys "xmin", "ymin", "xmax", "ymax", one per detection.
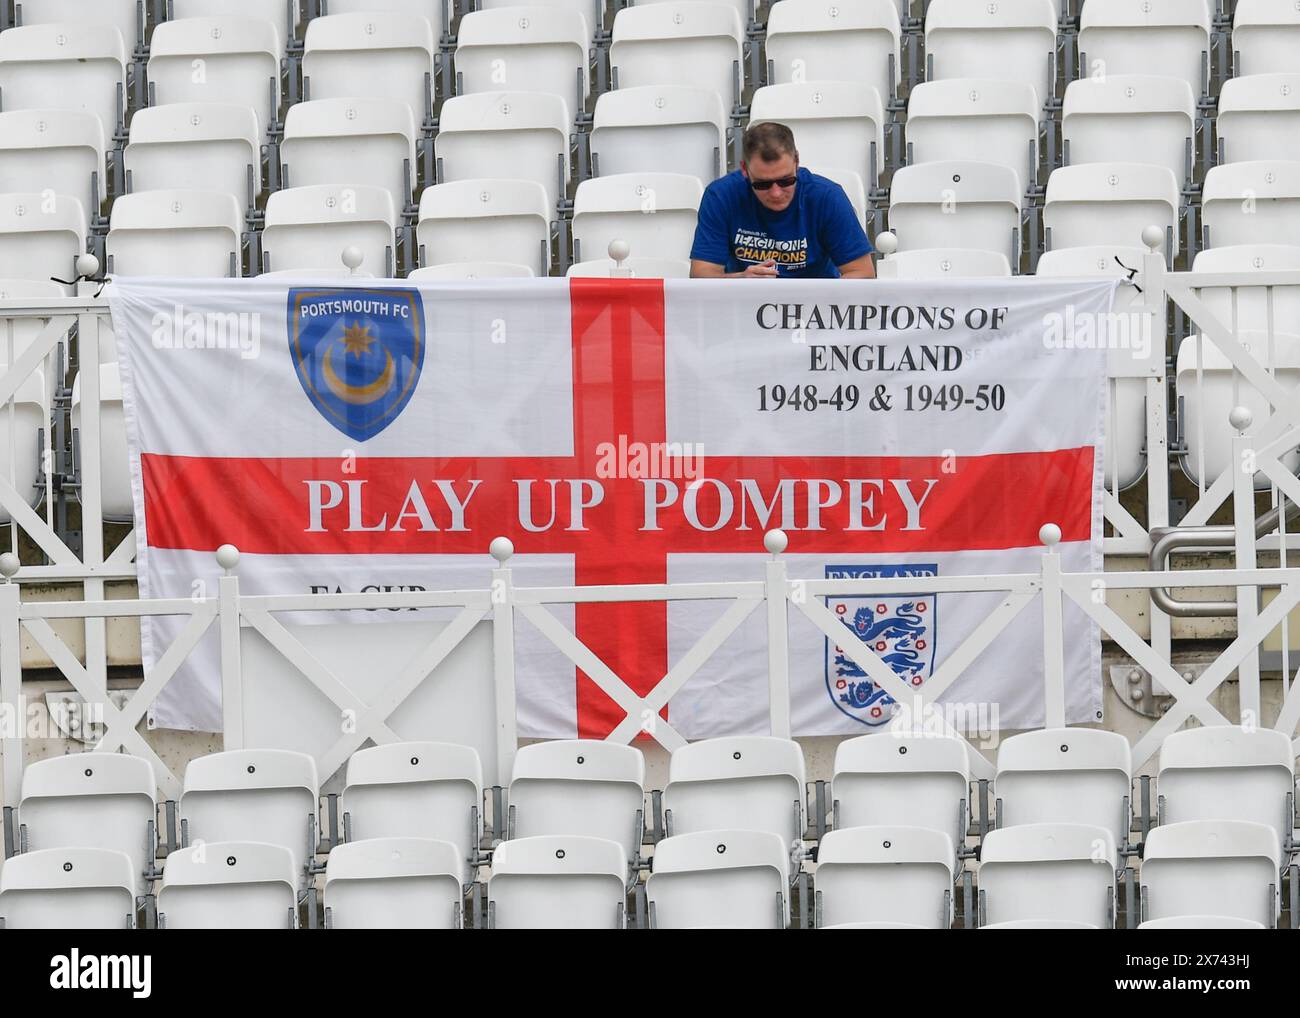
[{"xmin": 108, "ymin": 276, "xmax": 1117, "ymax": 738}]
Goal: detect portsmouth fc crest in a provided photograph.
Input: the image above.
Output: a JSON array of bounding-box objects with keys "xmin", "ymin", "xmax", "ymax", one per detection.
[
  {"xmin": 824, "ymin": 564, "xmax": 938, "ymax": 727},
  {"xmin": 288, "ymin": 288, "xmax": 425, "ymax": 442}
]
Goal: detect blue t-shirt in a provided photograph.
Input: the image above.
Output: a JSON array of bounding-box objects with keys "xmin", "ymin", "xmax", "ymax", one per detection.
[{"xmin": 689, "ymin": 167, "xmax": 872, "ymax": 278}]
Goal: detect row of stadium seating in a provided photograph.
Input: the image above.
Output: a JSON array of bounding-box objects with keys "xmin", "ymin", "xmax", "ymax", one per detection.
[{"xmin": 2, "ymin": 727, "xmax": 1295, "ymax": 927}]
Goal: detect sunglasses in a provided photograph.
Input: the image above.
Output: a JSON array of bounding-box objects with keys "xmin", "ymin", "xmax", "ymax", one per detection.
[{"xmin": 749, "ymin": 174, "xmax": 798, "ymax": 191}]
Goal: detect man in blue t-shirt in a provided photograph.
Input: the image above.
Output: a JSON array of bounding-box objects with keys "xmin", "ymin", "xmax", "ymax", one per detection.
[{"xmin": 689, "ymin": 122, "xmax": 875, "ymax": 279}]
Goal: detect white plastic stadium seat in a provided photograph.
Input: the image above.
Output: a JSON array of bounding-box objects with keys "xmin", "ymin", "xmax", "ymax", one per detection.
[
  {"xmin": 0, "ymin": 192, "xmax": 87, "ymax": 293},
  {"xmin": 1232, "ymin": 0, "xmax": 1300, "ymax": 77},
  {"xmin": 566, "ymin": 256, "xmax": 690, "ymax": 277},
  {"xmin": 1140, "ymin": 820, "xmax": 1281, "ymax": 927},
  {"xmin": 888, "ymin": 161, "xmax": 1022, "ymax": 263},
  {"xmin": 1062, "ymin": 75, "xmax": 1197, "ymax": 188},
  {"xmin": 158, "ymin": 840, "xmax": 299, "ymax": 929},
  {"xmin": 977, "ymin": 823, "xmax": 1117, "ymax": 928},
  {"xmin": 323, "ymin": 837, "xmax": 464, "ymax": 929},
  {"xmin": 0, "ymin": 277, "xmax": 66, "ymax": 406},
  {"xmin": 923, "ymin": 0, "xmax": 1058, "ymax": 110},
  {"xmin": 147, "ymin": 18, "xmax": 281, "ymax": 140},
  {"xmin": 814, "ymin": 826, "xmax": 955, "ymax": 929},
  {"xmin": 487, "ymin": 835, "xmax": 628, "ymax": 929},
  {"xmin": 17, "ymin": 752, "xmax": 155, "ymax": 895},
  {"xmin": 0, "ymin": 110, "xmax": 106, "ymax": 212},
  {"xmin": 748, "ymin": 82, "xmax": 885, "ymax": 195},
  {"xmin": 0, "ymin": 24, "xmax": 127, "ymax": 145},
  {"xmin": 905, "ymin": 79, "xmax": 1040, "ymax": 193},
  {"xmin": 763, "ymin": 0, "xmax": 900, "ymax": 112},
  {"xmin": 436, "ymin": 92, "xmax": 571, "ymax": 214},
  {"xmin": 417, "ymin": 178, "xmax": 552, "ymax": 275},
  {"xmin": 609, "ymin": 2, "xmax": 744, "ymax": 112},
  {"xmin": 1156, "ymin": 725, "xmax": 1297, "ymax": 854},
  {"xmin": 980, "ymin": 919, "xmax": 1100, "ymax": 929},
  {"xmin": 16, "ymin": 0, "xmax": 145, "ymax": 54},
  {"xmin": 124, "ymin": 103, "xmax": 261, "ymax": 213},
  {"xmin": 571, "ymin": 172, "xmax": 701, "ymax": 264},
  {"xmin": 631, "ymin": 0, "xmax": 755, "ymax": 35},
  {"xmin": 831, "ymin": 733, "xmax": 970, "ymax": 847},
  {"xmin": 646, "ymin": 829, "xmax": 789, "ymax": 929},
  {"xmin": 1078, "ymin": 0, "xmax": 1212, "ymax": 99},
  {"xmin": 261, "ymin": 184, "xmax": 396, "ymax": 276},
  {"xmin": 589, "ymin": 85, "xmax": 727, "ymax": 187},
  {"xmin": 1043, "ymin": 162, "xmax": 1180, "ymax": 255},
  {"xmin": 454, "ymin": 8, "xmax": 589, "ymax": 126},
  {"xmin": 507, "ymin": 740, "xmax": 645, "ymax": 874},
  {"xmin": 341, "ymin": 741, "xmax": 482, "ymax": 889},
  {"xmin": 301, "ymin": 13, "xmax": 436, "ymax": 130},
  {"xmin": 476, "ymin": 0, "xmax": 600, "ymax": 39},
  {"xmin": 1192, "ymin": 245, "xmax": 1300, "ymax": 341},
  {"xmin": 320, "ymin": 0, "xmax": 448, "ymax": 48},
  {"xmin": 879, "ymin": 248, "xmax": 1012, "ymax": 279},
  {"xmin": 106, "ymin": 189, "xmax": 243, "ymax": 277},
  {"xmin": 1217, "ymin": 74, "xmax": 1300, "ymax": 164},
  {"xmin": 1202, "ymin": 160, "xmax": 1300, "ymax": 249},
  {"xmin": 994, "ymin": 728, "xmax": 1133, "ymax": 850},
  {"xmin": 178, "ymin": 749, "xmax": 319, "ymax": 883},
  {"xmin": 70, "ymin": 363, "xmax": 132, "ymax": 522},
  {"xmin": 0, "ymin": 350, "xmax": 48, "ymax": 525},
  {"xmin": 1138, "ymin": 915, "xmax": 1267, "ymax": 929},
  {"xmin": 0, "ymin": 848, "xmax": 137, "ymax": 929},
  {"xmin": 661, "ymin": 736, "xmax": 805, "ymax": 872},
  {"xmin": 171, "ymin": 0, "xmax": 300, "ymax": 52},
  {"xmin": 409, "ymin": 262, "xmax": 535, "ymax": 279},
  {"xmin": 280, "ymin": 98, "xmax": 417, "ymax": 217}
]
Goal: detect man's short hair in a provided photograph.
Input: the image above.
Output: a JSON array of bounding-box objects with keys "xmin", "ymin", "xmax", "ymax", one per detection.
[{"xmin": 742, "ymin": 122, "xmax": 798, "ymax": 164}]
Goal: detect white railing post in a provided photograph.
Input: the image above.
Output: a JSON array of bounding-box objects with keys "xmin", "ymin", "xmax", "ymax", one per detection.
[
  {"xmin": 489, "ymin": 537, "xmax": 519, "ymax": 783},
  {"xmin": 1140, "ymin": 224, "xmax": 1174, "ymax": 677},
  {"xmin": 763, "ymin": 529, "xmax": 791, "ymax": 739},
  {"xmin": 1231, "ymin": 407, "xmax": 1262, "ymax": 722},
  {"xmin": 217, "ymin": 544, "xmax": 244, "ymax": 749},
  {"xmin": 1039, "ymin": 523, "xmax": 1066, "ymax": 728},
  {"xmin": 0, "ymin": 552, "xmax": 22, "ymax": 807}
]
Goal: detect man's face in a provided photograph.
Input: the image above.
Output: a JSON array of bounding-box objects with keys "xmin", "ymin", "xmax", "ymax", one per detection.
[{"xmin": 743, "ymin": 152, "xmax": 798, "ymax": 212}]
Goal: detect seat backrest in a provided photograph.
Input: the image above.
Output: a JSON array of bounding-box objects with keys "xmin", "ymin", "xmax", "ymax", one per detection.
[
  {"xmin": 478, "ymin": 0, "xmax": 600, "ymax": 38},
  {"xmin": 1138, "ymin": 914, "xmax": 1266, "ymax": 929},
  {"xmin": 1217, "ymin": 73, "xmax": 1300, "ymax": 164},
  {"xmin": 646, "ymin": 828, "xmax": 789, "ymax": 929},
  {"xmin": 905, "ymin": 78, "xmax": 1040, "ymax": 193},
  {"xmin": 0, "ymin": 109, "xmax": 106, "ymax": 211},
  {"xmin": 1140, "ymin": 819, "xmax": 1281, "ymax": 926},
  {"xmin": 1202, "ymin": 160, "xmax": 1300, "ymax": 249},
  {"xmin": 17, "ymin": 0, "xmax": 144, "ymax": 53},
  {"xmin": 1232, "ymin": 0, "xmax": 1300, "ymax": 77},
  {"xmin": 924, "ymin": 0, "xmax": 1057, "ymax": 109},
  {"xmin": 590, "ymin": 85, "xmax": 727, "ymax": 187},
  {"xmin": 69, "ymin": 362, "xmax": 131, "ymax": 521},
  {"xmin": 0, "ymin": 847, "xmax": 136, "ymax": 929},
  {"xmin": 323, "ymin": 836, "xmax": 463, "ymax": 929},
  {"xmin": 487, "ymin": 834, "xmax": 628, "ymax": 929},
  {"xmin": 416, "ymin": 178, "xmax": 552, "ymax": 273},
  {"xmin": 748, "ymin": 82, "xmax": 885, "ymax": 193},
  {"xmin": 1192, "ymin": 244, "xmax": 1300, "ymax": 336},
  {"xmin": 1078, "ymin": 0, "xmax": 1211, "ymax": 97},
  {"xmin": 158, "ymin": 840, "xmax": 299, "ymax": 929},
  {"xmin": 881, "ymin": 248, "xmax": 1012, "ymax": 279},
  {"xmin": 262, "ymin": 184, "xmax": 396, "ymax": 276},
  {"xmin": 889, "ymin": 160, "xmax": 1022, "ymax": 261},
  {"xmin": 322, "ymin": 0, "xmax": 447, "ymax": 46},
  {"xmin": 0, "ymin": 192, "xmax": 87, "ymax": 293},
  {"xmin": 0, "ymin": 24, "xmax": 126, "ymax": 143},
  {"xmin": 566, "ymin": 256, "xmax": 691, "ymax": 277},
  {"xmin": 107, "ymin": 189, "xmax": 243, "ymax": 277},
  {"xmin": 977, "ymin": 822, "xmax": 1117, "ymax": 928},
  {"xmin": 763, "ymin": 0, "xmax": 900, "ymax": 110},
  {"xmin": 831, "ymin": 732, "xmax": 969, "ymax": 843},
  {"xmin": 1062, "ymin": 74, "xmax": 1197, "ymax": 187},
  {"xmin": 1044, "ymin": 162, "xmax": 1180, "ymax": 255},
  {"xmin": 814, "ymin": 825, "xmax": 955, "ymax": 929},
  {"xmin": 172, "ymin": 0, "xmax": 300, "ymax": 49},
  {"xmin": 571, "ymin": 171, "xmax": 702, "ymax": 263},
  {"xmin": 409, "ymin": 261, "xmax": 536, "ymax": 279},
  {"xmin": 124, "ymin": 102, "xmax": 261, "ymax": 210},
  {"xmin": 610, "ymin": 2, "xmax": 743, "ymax": 110}
]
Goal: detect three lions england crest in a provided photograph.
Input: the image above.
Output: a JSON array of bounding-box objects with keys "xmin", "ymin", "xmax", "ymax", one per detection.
[{"xmin": 288, "ymin": 288, "xmax": 425, "ymax": 441}]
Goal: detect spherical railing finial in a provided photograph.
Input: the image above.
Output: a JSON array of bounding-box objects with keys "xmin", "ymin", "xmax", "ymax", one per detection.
[
  {"xmin": 341, "ymin": 246, "xmax": 364, "ymax": 273},
  {"xmin": 1141, "ymin": 225, "xmax": 1164, "ymax": 252},
  {"xmin": 764, "ymin": 529, "xmax": 788, "ymax": 556},
  {"xmin": 1228, "ymin": 405, "xmax": 1253, "ymax": 434},
  {"xmin": 490, "ymin": 536, "xmax": 515, "ymax": 564},
  {"xmin": 874, "ymin": 231, "xmax": 898, "ymax": 256},
  {"xmin": 0, "ymin": 552, "xmax": 20, "ymax": 580},
  {"xmin": 608, "ymin": 239, "xmax": 630, "ymax": 265},
  {"xmin": 76, "ymin": 253, "xmax": 100, "ymax": 278},
  {"xmin": 215, "ymin": 544, "xmax": 240, "ymax": 572},
  {"xmin": 1039, "ymin": 523, "xmax": 1062, "ymax": 548}
]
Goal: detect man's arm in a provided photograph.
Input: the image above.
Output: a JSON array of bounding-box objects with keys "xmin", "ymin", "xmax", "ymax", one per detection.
[
  {"xmin": 837, "ymin": 253, "xmax": 876, "ymax": 279},
  {"xmin": 691, "ymin": 258, "xmax": 780, "ymax": 278}
]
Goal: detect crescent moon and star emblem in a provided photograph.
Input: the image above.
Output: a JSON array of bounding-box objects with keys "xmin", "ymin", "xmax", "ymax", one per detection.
[{"xmin": 322, "ymin": 321, "xmax": 396, "ymax": 405}]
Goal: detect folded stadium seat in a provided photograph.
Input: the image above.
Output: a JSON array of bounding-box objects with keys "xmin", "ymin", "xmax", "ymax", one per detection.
[
  {"xmin": 507, "ymin": 740, "xmax": 645, "ymax": 877},
  {"xmin": 1036, "ymin": 245, "xmax": 1151, "ymax": 492},
  {"xmin": 1175, "ymin": 330, "xmax": 1300, "ymax": 488},
  {"xmin": 887, "ymin": 160, "xmax": 1023, "ymax": 264},
  {"xmin": 820, "ymin": 921, "xmax": 929, "ymax": 929},
  {"xmin": 1190, "ymin": 244, "xmax": 1300, "ymax": 340},
  {"xmin": 993, "ymin": 728, "xmax": 1133, "ymax": 850},
  {"xmin": 1140, "ymin": 820, "xmax": 1282, "ymax": 927},
  {"xmin": 147, "ymin": 18, "xmax": 282, "ymax": 142},
  {"xmin": 609, "ymin": 2, "xmax": 744, "ymax": 113},
  {"xmin": 123, "ymin": 103, "xmax": 262, "ymax": 216},
  {"xmin": 341, "ymin": 741, "xmax": 482, "ymax": 890},
  {"xmin": 645, "ymin": 828, "xmax": 790, "ymax": 929},
  {"xmin": 763, "ymin": 0, "xmax": 900, "ymax": 112},
  {"xmin": 17, "ymin": 752, "xmax": 155, "ymax": 896},
  {"xmin": 831, "ymin": 732, "xmax": 970, "ymax": 849},
  {"xmin": 904, "ymin": 78, "xmax": 1040, "ymax": 195},
  {"xmin": 261, "ymin": 184, "xmax": 397, "ymax": 276},
  {"xmin": 0, "ymin": 110, "xmax": 106, "ymax": 215},
  {"xmin": 1201, "ymin": 160, "xmax": 1300, "ymax": 248},
  {"xmin": 301, "ymin": 13, "xmax": 437, "ymax": 131},
  {"xmin": 0, "ymin": 277, "xmax": 67, "ymax": 407},
  {"xmin": 157, "ymin": 840, "xmax": 299, "ymax": 929},
  {"xmin": 314, "ymin": 0, "xmax": 447, "ymax": 50},
  {"xmin": 589, "ymin": 85, "xmax": 727, "ymax": 187},
  {"xmin": 486, "ymin": 835, "xmax": 629, "ymax": 929},
  {"xmin": 1138, "ymin": 914, "xmax": 1266, "ymax": 929},
  {"xmin": 1155, "ymin": 724, "xmax": 1297, "ymax": 854},
  {"xmin": 454, "ymin": 7, "xmax": 590, "ymax": 127},
  {"xmin": 476, "ymin": 0, "xmax": 602, "ymax": 41},
  {"xmin": 1232, "ymin": 0, "xmax": 1300, "ymax": 77},
  {"xmin": 877, "ymin": 248, "xmax": 1012, "ymax": 278},
  {"xmin": 280, "ymin": 97, "xmax": 416, "ymax": 218},
  {"xmin": 1077, "ymin": 0, "xmax": 1212, "ymax": 99},
  {"xmin": 922, "ymin": 0, "xmax": 1058, "ymax": 112},
  {"xmin": 977, "ymin": 823, "xmax": 1118, "ymax": 928},
  {"xmin": 660, "ymin": 736, "xmax": 805, "ymax": 877},
  {"xmin": 807, "ymin": 165, "xmax": 868, "ymax": 228},
  {"xmin": 0, "ymin": 24, "xmax": 127, "ymax": 146},
  {"xmin": 0, "ymin": 847, "xmax": 137, "ymax": 929},
  {"xmin": 70, "ymin": 363, "xmax": 132, "ymax": 522},
  {"xmin": 416, "ymin": 178, "xmax": 553, "ymax": 274},
  {"xmin": 630, "ymin": 0, "xmax": 756, "ymax": 35},
  {"xmin": 106, "ymin": 189, "xmax": 243, "ymax": 277},
  {"xmin": 435, "ymin": 91, "xmax": 571, "ymax": 215},
  {"xmin": 748, "ymin": 82, "xmax": 885, "ymax": 196},
  {"xmin": 813, "ymin": 826, "xmax": 956, "ymax": 929},
  {"xmin": 178, "ymin": 749, "xmax": 320, "ymax": 885},
  {"xmin": 978, "ymin": 919, "xmax": 1100, "ymax": 929},
  {"xmin": 566, "ymin": 256, "xmax": 690, "ymax": 277},
  {"xmin": 409, "ymin": 261, "xmax": 536, "ymax": 279},
  {"xmin": 15, "ymin": 0, "xmax": 146, "ymax": 55},
  {"xmin": 1061, "ymin": 74, "xmax": 1197, "ymax": 189},
  {"xmin": 0, "ymin": 192, "xmax": 87, "ymax": 294},
  {"xmin": 170, "ymin": 0, "xmax": 299, "ymax": 54},
  {"xmin": 570, "ymin": 172, "xmax": 701, "ymax": 264},
  {"xmin": 1042, "ymin": 162, "xmax": 1180, "ymax": 257},
  {"xmin": 1217, "ymin": 74, "xmax": 1300, "ymax": 164},
  {"xmin": 322, "ymin": 837, "xmax": 464, "ymax": 930}
]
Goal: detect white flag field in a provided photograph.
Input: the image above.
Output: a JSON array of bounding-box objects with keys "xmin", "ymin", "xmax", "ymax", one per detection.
[{"xmin": 108, "ymin": 275, "xmax": 1117, "ymax": 738}]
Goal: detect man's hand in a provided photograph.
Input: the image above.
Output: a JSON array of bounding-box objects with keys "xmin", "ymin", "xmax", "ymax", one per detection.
[
  {"xmin": 740, "ymin": 259, "xmax": 779, "ymax": 277},
  {"xmin": 690, "ymin": 258, "xmax": 781, "ymax": 278}
]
